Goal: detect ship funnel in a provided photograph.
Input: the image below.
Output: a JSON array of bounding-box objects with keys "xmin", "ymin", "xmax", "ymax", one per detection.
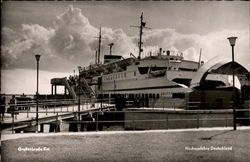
[{"xmin": 167, "ymin": 50, "xmax": 170, "ymax": 56}]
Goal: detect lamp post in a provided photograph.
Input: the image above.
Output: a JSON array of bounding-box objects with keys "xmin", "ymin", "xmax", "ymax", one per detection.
[
  {"xmin": 35, "ymin": 54, "xmax": 41, "ymax": 132},
  {"xmin": 77, "ymin": 67, "xmax": 81, "ymax": 121},
  {"xmin": 227, "ymin": 36, "xmax": 237, "ymax": 130}
]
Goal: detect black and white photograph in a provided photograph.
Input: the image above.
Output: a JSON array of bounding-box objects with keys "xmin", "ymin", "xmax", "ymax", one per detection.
[{"xmin": 1, "ymin": 1, "xmax": 250, "ymax": 161}]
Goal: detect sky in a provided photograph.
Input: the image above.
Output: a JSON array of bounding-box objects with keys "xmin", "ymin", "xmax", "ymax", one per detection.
[{"xmin": 1, "ymin": 1, "xmax": 249, "ymax": 94}]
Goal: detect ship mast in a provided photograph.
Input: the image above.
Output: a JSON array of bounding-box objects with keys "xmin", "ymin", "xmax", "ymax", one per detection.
[
  {"xmin": 138, "ymin": 12, "xmax": 144, "ymax": 59},
  {"xmin": 131, "ymin": 12, "xmax": 150, "ymax": 59}
]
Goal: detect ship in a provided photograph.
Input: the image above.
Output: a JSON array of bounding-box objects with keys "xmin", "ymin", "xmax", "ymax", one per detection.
[{"xmin": 50, "ymin": 13, "xmax": 231, "ymax": 107}]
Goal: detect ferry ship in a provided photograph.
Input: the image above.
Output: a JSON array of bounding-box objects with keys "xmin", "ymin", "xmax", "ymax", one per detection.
[{"xmin": 51, "ymin": 13, "xmax": 230, "ymax": 104}]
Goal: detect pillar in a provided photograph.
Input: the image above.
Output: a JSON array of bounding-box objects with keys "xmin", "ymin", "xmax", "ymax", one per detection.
[
  {"xmin": 55, "ymin": 85, "xmax": 57, "ymax": 95},
  {"xmin": 40, "ymin": 123, "xmax": 44, "ymax": 133},
  {"xmin": 49, "ymin": 124, "xmax": 54, "ymax": 132},
  {"xmin": 69, "ymin": 122, "xmax": 78, "ymax": 132},
  {"xmin": 51, "ymin": 85, "xmax": 54, "ymax": 95}
]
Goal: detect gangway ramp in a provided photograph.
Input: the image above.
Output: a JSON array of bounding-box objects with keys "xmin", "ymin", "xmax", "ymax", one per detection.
[{"xmin": 80, "ymin": 78, "xmax": 96, "ymax": 98}]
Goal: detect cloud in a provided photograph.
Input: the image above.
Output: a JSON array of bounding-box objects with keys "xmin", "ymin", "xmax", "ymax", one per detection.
[
  {"xmin": 1, "ymin": 5, "xmax": 249, "ymax": 94},
  {"xmin": 143, "ymin": 28, "xmax": 249, "ymax": 67},
  {"xmin": 1, "ymin": 5, "xmax": 249, "ymax": 73}
]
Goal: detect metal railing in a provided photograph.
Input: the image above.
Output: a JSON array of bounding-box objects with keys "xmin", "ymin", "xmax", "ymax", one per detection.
[{"xmin": 1, "ymin": 99, "xmax": 249, "ymax": 134}]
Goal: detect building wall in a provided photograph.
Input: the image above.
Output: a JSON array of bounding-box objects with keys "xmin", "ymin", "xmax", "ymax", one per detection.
[
  {"xmin": 124, "ymin": 109, "xmax": 233, "ymax": 130},
  {"xmin": 186, "ymin": 90, "xmax": 233, "ymax": 110}
]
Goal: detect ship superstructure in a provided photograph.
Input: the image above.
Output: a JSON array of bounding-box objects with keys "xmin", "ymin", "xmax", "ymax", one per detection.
[
  {"xmin": 51, "ymin": 13, "xmax": 231, "ymax": 104},
  {"xmin": 76, "ymin": 12, "xmax": 202, "ymax": 101}
]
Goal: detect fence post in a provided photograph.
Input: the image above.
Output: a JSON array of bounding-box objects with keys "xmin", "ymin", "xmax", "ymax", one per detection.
[
  {"xmin": 12, "ymin": 111, "xmax": 14, "ymax": 134},
  {"xmin": 96, "ymin": 112, "xmax": 99, "ymax": 131},
  {"xmin": 166, "ymin": 112, "xmax": 168, "ymax": 130},
  {"xmin": 249, "ymin": 107, "xmax": 250, "ymax": 126},
  {"xmin": 46, "ymin": 106, "xmax": 48, "ymax": 115},
  {"xmin": 133, "ymin": 113, "xmax": 135, "ymax": 130},
  {"xmin": 225, "ymin": 114, "xmax": 228, "ymax": 127},
  {"xmin": 197, "ymin": 112, "xmax": 199, "ymax": 129},
  {"xmin": 67, "ymin": 102, "xmax": 68, "ymax": 112},
  {"xmin": 56, "ymin": 112, "xmax": 58, "ymax": 133},
  {"xmin": 54, "ymin": 105, "xmax": 56, "ymax": 114}
]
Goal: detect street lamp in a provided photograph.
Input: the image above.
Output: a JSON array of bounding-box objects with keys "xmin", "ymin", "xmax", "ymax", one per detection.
[
  {"xmin": 77, "ymin": 66, "xmax": 81, "ymax": 121},
  {"xmin": 35, "ymin": 54, "xmax": 41, "ymax": 132},
  {"xmin": 227, "ymin": 36, "xmax": 237, "ymax": 130}
]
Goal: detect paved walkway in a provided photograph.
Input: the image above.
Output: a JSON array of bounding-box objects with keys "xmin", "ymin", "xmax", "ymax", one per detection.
[{"xmin": 2, "ymin": 126, "xmax": 250, "ymax": 141}]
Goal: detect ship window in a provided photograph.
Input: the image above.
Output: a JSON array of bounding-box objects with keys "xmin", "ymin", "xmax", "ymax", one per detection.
[
  {"xmin": 157, "ymin": 94, "xmax": 160, "ymax": 98},
  {"xmin": 138, "ymin": 67, "xmax": 149, "ymax": 74},
  {"xmin": 172, "ymin": 93, "xmax": 185, "ymax": 98},
  {"xmin": 151, "ymin": 67, "xmax": 167, "ymax": 71},
  {"xmin": 172, "ymin": 78, "xmax": 191, "ymax": 87}
]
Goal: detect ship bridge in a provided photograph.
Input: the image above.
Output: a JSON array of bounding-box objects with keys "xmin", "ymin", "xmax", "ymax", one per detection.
[{"xmin": 190, "ymin": 57, "xmax": 250, "ymax": 89}]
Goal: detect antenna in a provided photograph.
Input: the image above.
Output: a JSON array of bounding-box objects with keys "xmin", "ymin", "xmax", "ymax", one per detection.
[
  {"xmin": 94, "ymin": 25, "xmax": 107, "ymax": 64},
  {"xmin": 198, "ymin": 48, "xmax": 202, "ymax": 69},
  {"xmin": 130, "ymin": 12, "xmax": 151, "ymax": 59},
  {"xmin": 97, "ymin": 26, "xmax": 102, "ymax": 64},
  {"xmin": 108, "ymin": 43, "xmax": 114, "ymax": 55}
]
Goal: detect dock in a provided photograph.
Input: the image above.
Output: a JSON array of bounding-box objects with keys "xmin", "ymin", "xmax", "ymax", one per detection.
[{"xmin": 1, "ymin": 100, "xmax": 115, "ymax": 133}]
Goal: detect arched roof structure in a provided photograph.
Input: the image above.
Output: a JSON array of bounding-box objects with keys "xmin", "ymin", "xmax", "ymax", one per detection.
[{"xmin": 190, "ymin": 57, "xmax": 250, "ymax": 89}]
